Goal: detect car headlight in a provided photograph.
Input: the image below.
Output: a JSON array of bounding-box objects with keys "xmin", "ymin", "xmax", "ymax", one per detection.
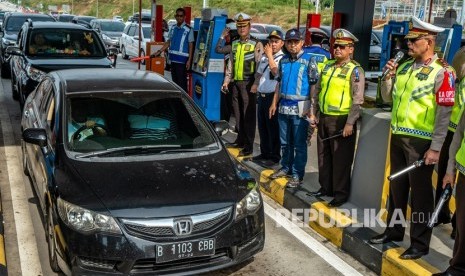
[
  {"xmin": 57, "ymin": 198, "xmax": 122, "ymax": 235},
  {"xmin": 101, "ymin": 33, "xmax": 110, "ymax": 41},
  {"xmin": 26, "ymin": 65, "xmax": 46, "ymax": 82},
  {"xmin": 235, "ymin": 184, "xmax": 261, "ymax": 221}
]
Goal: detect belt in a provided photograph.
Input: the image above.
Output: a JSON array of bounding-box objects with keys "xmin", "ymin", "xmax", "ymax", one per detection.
[{"xmin": 258, "ymin": 92, "xmax": 274, "ymax": 97}]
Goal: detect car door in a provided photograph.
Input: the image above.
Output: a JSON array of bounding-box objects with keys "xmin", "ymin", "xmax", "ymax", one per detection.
[
  {"xmin": 127, "ymin": 25, "xmax": 137, "ymax": 56},
  {"xmin": 31, "ymin": 79, "xmax": 56, "ymax": 211}
]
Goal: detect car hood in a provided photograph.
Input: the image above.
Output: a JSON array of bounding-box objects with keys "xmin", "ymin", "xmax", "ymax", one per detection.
[
  {"xmin": 60, "ymin": 150, "xmax": 252, "ymax": 218},
  {"xmin": 27, "ymin": 58, "xmax": 113, "ymax": 72},
  {"xmin": 102, "ymin": 31, "xmax": 123, "ymax": 39}
]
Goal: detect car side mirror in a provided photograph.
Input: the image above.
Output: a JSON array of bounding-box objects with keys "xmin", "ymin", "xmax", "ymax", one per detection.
[
  {"xmin": 6, "ymin": 46, "xmax": 22, "ymax": 56},
  {"xmin": 371, "ymin": 39, "xmax": 379, "ymax": 46},
  {"xmin": 107, "ymin": 47, "xmax": 118, "ymax": 56},
  {"xmin": 95, "ymin": 27, "xmax": 100, "ymax": 32},
  {"xmin": 213, "ymin": 120, "xmax": 230, "ymax": 136},
  {"xmin": 23, "ymin": 128, "xmax": 47, "ymax": 147}
]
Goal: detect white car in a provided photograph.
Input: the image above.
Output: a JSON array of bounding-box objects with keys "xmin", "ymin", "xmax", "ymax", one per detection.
[{"xmin": 120, "ymin": 22, "xmax": 152, "ymax": 64}]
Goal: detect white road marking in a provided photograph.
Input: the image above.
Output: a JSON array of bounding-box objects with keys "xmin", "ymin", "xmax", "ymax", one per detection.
[
  {"xmin": 0, "ymin": 99, "xmax": 43, "ymax": 275},
  {"xmin": 264, "ymin": 202, "xmax": 363, "ymax": 276}
]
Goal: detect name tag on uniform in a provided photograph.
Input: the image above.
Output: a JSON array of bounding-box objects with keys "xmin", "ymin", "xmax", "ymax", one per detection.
[{"xmin": 244, "ymin": 45, "xmax": 251, "ymax": 51}]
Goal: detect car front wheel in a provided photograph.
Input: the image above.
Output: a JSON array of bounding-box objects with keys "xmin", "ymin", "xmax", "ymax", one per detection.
[
  {"xmin": 47, "ymin": 205, "xmax": 61, "ymax": 272},
  {"xmin": 140, "ymin": 49, "xmax": 145, "ymax": 65}
]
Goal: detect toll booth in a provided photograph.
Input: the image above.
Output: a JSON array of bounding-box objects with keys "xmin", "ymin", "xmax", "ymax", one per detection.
[
  {"xmin": 191, "ymin": 9, "xmax": 227, "ymax": 121},
  {"xmin": 380, "ymin": 20, "xmax": 462, "ymax": 69}
]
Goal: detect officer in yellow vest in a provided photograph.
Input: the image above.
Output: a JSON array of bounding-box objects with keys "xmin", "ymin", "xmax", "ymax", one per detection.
[
  {"xmin": 215, "ymin": 13, "xmax": 264, "ymax": 156},
  {"xmin": 435, "ymin": 47, "xmax": 465, "ymax": 276},
  {"xmin": 308, "ymin": 28, "xmax": 365, "ymax": 207},
  {"xmin": 433, "ymin": 46, "xmax": 465, "ymax": 238},
  {"xmin": 370, "ymin": 16, "xmax": 456, "ymax": 260}
]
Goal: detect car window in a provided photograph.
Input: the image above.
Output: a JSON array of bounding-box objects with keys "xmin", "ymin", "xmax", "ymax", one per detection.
[
  {"xmin": 100, "ymin": 21, "xmax": 125, "ymax": 32},
  {"xmin": 128, "ymin": 26, "xmax": 136, "ymax": 36},
  {"xmin": 66, "ymin": 92, "xmax": 217, "ymax": 154},
  {"xmin": 34, "ymin": 79, "xmax": 52, "ymax": 107},
  {"xmin": 27, "ymin": 29, "xmax": 106, "ymax": 57},
  {"xmin": 142, "ymin": 26, "xmax": 151, "ymax": 39}
]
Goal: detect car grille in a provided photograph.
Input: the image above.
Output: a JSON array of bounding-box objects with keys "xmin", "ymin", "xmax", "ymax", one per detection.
[
  {"xmin": 120, "ymin": 207, "xmax": 232, "ymax": 241},
  {"xmin": 130, "ymin": 248, "xmax": 231, "ymax": 273}
]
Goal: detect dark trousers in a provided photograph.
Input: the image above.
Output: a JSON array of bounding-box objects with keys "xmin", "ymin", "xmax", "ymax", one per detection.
[
  {"xmin": 436, "ymin": 130, "xmax": 457, "ymax": 228},
  {"xmin": 386, "ymin": 135, "xmax": 434, "ymax": 252},
  {"xmin": 448, "ymin": 173, "xmax": 465, "ymax": 275},
  {"xmin": 220, "ymin": 88, "xmax": 233, "ymax": 122},
  {"xmin": 257, "ymin": 92, "xmax": 280, "ymax": 161},
  {"xmin": 317, "ymin": 114, "xmax": 356, "ymax": 201},
  {"xmin": 232, "ymin": 80, "xmax": 256, "ymax": 151},
  {"xmin": 171, "ymin": 62, "xmax": 188, "ymax": 93}
]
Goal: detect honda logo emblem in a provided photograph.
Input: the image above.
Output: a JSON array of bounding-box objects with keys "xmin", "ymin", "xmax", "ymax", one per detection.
[{"xmin": 173, "ymin": 219, "xmax": 193, "ymax": 236}]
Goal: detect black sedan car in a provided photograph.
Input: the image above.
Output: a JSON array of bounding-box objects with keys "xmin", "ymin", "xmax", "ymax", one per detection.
[{"xmin": 21, "ymin": 68, "xmax": 264, "ymax": 275}]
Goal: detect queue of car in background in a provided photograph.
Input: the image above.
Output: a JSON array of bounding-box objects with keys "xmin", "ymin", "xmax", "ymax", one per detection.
[
  {"xmin": 0, "ymin": 12, "xmax": 55, "ymax": 78},
  {"xmin": 120, "ymin": 22, "xmax": 152, "ymax": 64},
  {"xmin": 90, "ymin": 19, "xmax": 125, "ymax": 51},
  {"xmin": 8, "ymin": 20, "xmax": 117, "ymax": 109}
]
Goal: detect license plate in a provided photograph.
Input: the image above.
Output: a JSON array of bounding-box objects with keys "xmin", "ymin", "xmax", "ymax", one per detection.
[{"xmin": 155, "ymin": 238, "xmax": 215, "ymax": 263}]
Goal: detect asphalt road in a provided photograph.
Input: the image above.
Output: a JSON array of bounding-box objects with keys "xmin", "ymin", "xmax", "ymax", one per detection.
[{"xmin": 0, "ymin": 43, "xmax": 375, "ymax": 276}]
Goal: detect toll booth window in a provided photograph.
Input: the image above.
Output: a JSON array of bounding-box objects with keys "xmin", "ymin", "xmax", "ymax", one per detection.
[{"xmin": 193, "ymin": 24, "xmax": 211, "ymax": 73}]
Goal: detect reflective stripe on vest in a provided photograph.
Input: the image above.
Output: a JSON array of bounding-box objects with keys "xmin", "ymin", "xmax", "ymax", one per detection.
[
  {"xmin": 390, "ymin": 59, "xmax": 444, "ymax": 140},
  {"xmin": 232, "ymin": 39, "xmax": 257, "ymax": 81},
  {"xmin": 279, "ymin": 52, "xmax": 314, "ymax": 101},
  {"xmin": 319, "ymin": 60, "xmax": 357, "ymax": 115},
  {"xmin": 456, "ymin": 138, "xmax": 465, "ymax": 175},
  {"xmin": 168, "ymin": 24, "xmax": 191, "ymax": 64},
  {"xmin": 449, "ymin": 78, "xmax": 465, "ymax": 132}
]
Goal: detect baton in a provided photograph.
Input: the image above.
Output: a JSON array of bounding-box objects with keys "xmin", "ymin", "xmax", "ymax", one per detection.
[
  {"xmin": 427, "ymin": 183, "xmax": 452, "ymax": 228},
  {"xmin": 387, "ymin": 159, "xmax": 425, "ymax": 181},
  {"xmin": 321, "ymin": 130, "xmax": 343, "ymax": 141}
]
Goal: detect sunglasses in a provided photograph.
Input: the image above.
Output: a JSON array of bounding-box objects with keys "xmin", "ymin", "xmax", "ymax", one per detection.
[
  {"xmin": 334, "ymin": 44, "xmax": 352, "ymax": 49},
  {"xmin": 175, "ymin": 14, "xmax": 185, "ymax": 18},
  {"xmin": 407, "ymin": 37, "xmax": 427, "ymax": 43}
]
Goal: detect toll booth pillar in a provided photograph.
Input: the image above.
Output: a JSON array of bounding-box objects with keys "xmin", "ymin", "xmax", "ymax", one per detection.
[
  {"xmin": 304, "ymin": 14, "xmax": 321, "ymax": 46},
  {"xmin": 334, "ymin": 0, "xmax": 375, "ymax": 70}
]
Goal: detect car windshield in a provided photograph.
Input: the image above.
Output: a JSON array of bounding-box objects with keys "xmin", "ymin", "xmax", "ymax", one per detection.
[
  {"xmin": 142, "ymin": 26, "xmax": 151, "ymax": 39},
  {"xmin": 5, "ymin": 16, "xmax": 55, "ymax": 33},
  {"xmin": 58, "ymin": 15, "xmax": 75, "ymax": 22},
  {"xmin": 100, "ymin": 21, "xmax": 125, "ymax": 32},
  {"xmin": 66, "ymin": 92, "xmax": 218, "ymax": 156},
  {"xmin": 27, "ymin": 29, "xmax": 106, "ymax": 57}
]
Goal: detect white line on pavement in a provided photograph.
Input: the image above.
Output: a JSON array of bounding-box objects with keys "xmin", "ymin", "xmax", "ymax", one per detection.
[
  {"xmin": 264, "ymin": 202, "xmax": 363, "ymax": 276},
  {"xmin": 0, "ymin": 102, "xmax": 43, "ymax": 275}
]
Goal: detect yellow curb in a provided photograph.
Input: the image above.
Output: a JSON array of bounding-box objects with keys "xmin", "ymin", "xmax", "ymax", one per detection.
[
  {"xmin": 381, "ymin": 248, "xmax": 441, "ymax": 276},
  {"xmin": 0, "ymin": 235, "xmax": 5, "ymax": 266},
  {"xmin": 308, "ymin": 202, "xmax": 356, "ymax": 247},
  {"xmin": 259, "ymin": 170, "xmax": 286, "ymax": 205},
  {"xmin": 226, "ymin": 148, "xmax": 249, "ymax": 161}
]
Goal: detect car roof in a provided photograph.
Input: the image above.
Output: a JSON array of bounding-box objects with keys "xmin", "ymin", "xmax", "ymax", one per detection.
[
  {"xmin": 28, "ymin": 21, "xmax": 92, "ymax": 30},
  {"xmin": 52, "ymin": 69, "xmax": 181, "ymax": 94},
  {"xmin": 6, "ymin": 12, "xmax": 54, "ymax": 19}
]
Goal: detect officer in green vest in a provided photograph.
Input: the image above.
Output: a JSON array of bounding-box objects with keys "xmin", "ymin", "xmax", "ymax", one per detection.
[
  {"xmin": 435, "ymin": 47, "xmax": 465, "ymax": 276},
  {"xmin": 433, "ymin": 46, "xmax": 465, "ymax": 239},
  {"xmin": 370, "ymin": 16, "xmax": 456, "ymax": 261},
  {"xmin": 308, "ymin": 28, "xmax": 365, "ymax": 207},
  {"xmin": 215, "ymin": 13, "xmax": 264, "ymax": 156}
]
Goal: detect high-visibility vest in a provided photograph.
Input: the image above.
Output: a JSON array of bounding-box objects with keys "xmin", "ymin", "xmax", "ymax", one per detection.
[
  {"xmin": 391, "ymin": 59, "xmax": 445, "ymax": 139},
  {"xmin": 449, "ymin": 77, "xmax": 465, "ymax": 132},
  {"xmin": 279, "ymin": 52, "xmax": 314, "ymax": 101},
  {"xmin": 319, "ymin": 60, "xmax": 359, "ymax": 115},
  {"xmin": 168, "ymin": 24, "xmax": 191, "ymax": 64},
  {"xmin": 232, "ymin": 38, "xmax": 258, "ymax": 81}
]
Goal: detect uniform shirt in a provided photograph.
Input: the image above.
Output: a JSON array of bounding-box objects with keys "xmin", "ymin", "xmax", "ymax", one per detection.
[
  {"xmin": 380, "ymin": 54, "xmax": 453, "ymax": 151},
  {"xmin": 447, "ymin": 111, "xmax": 465, "ymax": 175},
  {"xmin": 215, "ymin": 35, "xmax": 264, "ymax": 84},
  {"xmin": 256, "ymin": 50, "xmax": 284, "ymax": 93},
  {"xmin": 168, "ymin": 22, "xmax": 195, "ymax": 44},
  {"xmin": 312, "ymin": 59, "xmax": 365, "ymax": 125}
]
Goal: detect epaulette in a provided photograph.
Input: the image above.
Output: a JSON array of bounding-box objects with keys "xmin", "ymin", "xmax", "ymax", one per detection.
[
  {"xmin": 436, "ymin": 58, "xmax": 450, "ymax": 68},
  {"xmin": 349, "ymin": 59, "xmax": 360, "ymax": 66}
]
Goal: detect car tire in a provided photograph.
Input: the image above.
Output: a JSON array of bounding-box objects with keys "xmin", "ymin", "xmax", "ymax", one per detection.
[
  {"xmin": 21, "ymin": 141, "xmax": 29, "ymax": 176},
  {"xmin": 121, "ymin": 46, "xmax": 128, "ymax": 59},
  {"xmin": 11, "ymin": 74, "xmax": 19, "ymax": 101},
  {"xmin": 140, "ymin": 49, "xmax": 145, "ymax": 65},
  {"xmin": 47, "ymin": 205, "xmax": 61, "ymax": 273},
  {"xmin": 1, "ymin": 61, "xmax": 10, "ymax": 79}
]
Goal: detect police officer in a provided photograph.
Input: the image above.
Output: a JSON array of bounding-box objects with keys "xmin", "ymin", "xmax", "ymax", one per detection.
[
  {"xmin": 251, "ymin": 30, "xmax": 285, "ymax": 165},
  {"xmin": 433, "ymin": 46, "xmax": 465, "ymax": 238},
  {"xmin": 216, "ymin": 13, "xmax": 264, "ymax": 156},
  {"xmin": 309, "ymin": 29, "xmax": 365, "ymax": 207},
  {"xmin": 153, "ymin": 8, "xmax": 194, "ymax": 92},
  {"xmin": 369, "ymin": 16, "xmax": 455, "ymax": 260},
  {"xmin": 268, "ymin": 29, "xmax": 317, "ymax": 188}
]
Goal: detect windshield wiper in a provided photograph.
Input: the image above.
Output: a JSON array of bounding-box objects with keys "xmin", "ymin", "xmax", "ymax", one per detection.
[
  {"xmin": 75, "ymin": 145, "xmax": 181, "ymax": 158},
  {"xmin": 159, "ymin": 146, "xmax": 219, "ymax": 154}
]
